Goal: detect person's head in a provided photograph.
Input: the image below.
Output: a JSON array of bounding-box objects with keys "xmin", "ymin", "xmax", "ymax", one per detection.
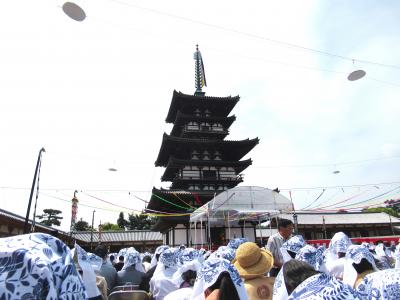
[
  {"xmin": 191, "ymin": 258, "xmax": 247, "ymax": 300},
  {"xmin": 278, "ymin": 219, "xmax": 294, "ymax": 239},
  {"xmin": 143, "ymin": 255, "xmax": 151, "ymax": 263},
  {"xmin": 281, "ymin": 235, "xmax": 306, "ymax": 263},
  {"xmin": 233, "ymin": 242, "xmax": 274, "ymax": 279},
  {"xmin": 352, "ymin": 258, "xmax": 374, "ymax": 274},
  {"xmin": 283, "ymin": 259, "xmax": 319, "ymax": 295},
  {"xmin": 118, "ymin": 255, "xmax": 124, "ymax": 262},
  {"xmin": 181, "ymin": 270, "xmax": 197, "ymax": 287},
  {"xmin": 205, "ymin": 272, "xmax": 240, "ymax": 300},
  {"xmin": 94, "ymin": 244, "xmax": 108, "ymax": 260}
]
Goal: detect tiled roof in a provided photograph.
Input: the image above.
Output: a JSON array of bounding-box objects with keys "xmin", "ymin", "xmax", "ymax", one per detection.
[
  {"xmin": 72, "ymin": 230, "xmax": 162, "ymax": 243},
  {"xmin": 0, "ymin": 208, "xmax": 68, "ymax": 233},
  {"xmin": 166, "ymin": 90, "xmax": 240, "ymax": 123},
  {"xmin": 155, "ymin": 133, "xmax": 259, "ymax": 166}
]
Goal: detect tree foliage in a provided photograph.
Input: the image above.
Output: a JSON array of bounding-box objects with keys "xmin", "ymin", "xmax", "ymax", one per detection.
[
  {"xmin": 363, "ymin": 207, "xmax": 399, "ymax": 218},
  {"xmin": 117, "ymin": 212, "xmax": 129, "ymax": 229},
  {"xmin": 127, "ymin": 214, "xmax": 157, "ymax": 230},
  {"xmin": 37, "ymin": 209, "xmax": 63, "ymax": 226},
  {"xmin": 101, "ymin": 222, "xmax": 123, "ymax": 231},
  {"xmin": 73, "ymin": 218, "xmax": 94, "ymax": 231}
]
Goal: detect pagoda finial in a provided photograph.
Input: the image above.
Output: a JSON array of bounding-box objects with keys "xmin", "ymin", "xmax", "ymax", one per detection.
[{"xmin": 194, "ymin": 45, "xmax": 206, "ymax": 96}]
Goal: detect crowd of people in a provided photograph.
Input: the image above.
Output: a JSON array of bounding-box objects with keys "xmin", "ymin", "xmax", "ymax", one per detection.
[{"xmin": 0, "ymin": 218, "xmax": 400, "ymax": 299}]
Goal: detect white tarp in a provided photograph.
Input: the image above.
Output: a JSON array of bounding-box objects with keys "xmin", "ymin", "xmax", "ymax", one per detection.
[{"xmin": 190, "ymin": 186, "xmax": 293, "ymax": 223}]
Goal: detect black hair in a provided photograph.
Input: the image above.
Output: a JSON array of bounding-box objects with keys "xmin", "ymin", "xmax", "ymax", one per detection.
[
  {"xmin": 278, "ymin": 219, "xmax": 294, "ymax": 230},
  {"xmin": 94, "ymin": 245, "xmax": 108, "ymax": 259},
  {"xmin": 352, "ymin": 258, "xmax": 373, "ymax": 274},
  {"xmin": 207, "ymin": 271, "xmax": 240, "ymax": 300},
  {"xmin": 283, "ymin": 260, "xmax": 319, "ymax": 295},
  {"xmin": 287, "ymin": 250, "xmax": 297, "ymax": 259},
  {"xmin": 143, "ymin": 255, "xmax": 152, "ymax": 263},
  {"xmin": 181, "ymin": 270, "xmax": 197, "ymax": 287}
]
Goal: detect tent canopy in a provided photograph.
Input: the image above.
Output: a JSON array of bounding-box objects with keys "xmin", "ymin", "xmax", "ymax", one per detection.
[{"xmin": 190, "ymin": 186, "xmax": 294, "ymax": 223}]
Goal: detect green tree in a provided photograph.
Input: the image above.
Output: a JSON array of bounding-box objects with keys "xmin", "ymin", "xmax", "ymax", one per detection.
[
  {"xmin": 117, "ymin": 212, "xmax": 128, "ymax": 229},
  {"xmin": 101, "ymin": 222, "xmax": 123, "ymax": 231},
  {"xmin": 127, "ymin": 214, "xmax": 157, "ymax": 230},
  {"xmin": 37, "ymin": 209, "xmax": 63, "ymax": 226},
  {"xmin": 73, "ymin": 218, "xmax": 94, "ymax": 231},
  {"xmin": 363, "ymin": 207, "xmax": 399, "ymax": 218}
]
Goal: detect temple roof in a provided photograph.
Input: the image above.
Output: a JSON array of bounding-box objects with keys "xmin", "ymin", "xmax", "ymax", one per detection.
[
  {"xmin": 161, "ymin": 157, "xmax": 252, "ymax": 181},
  {"xmin": 155, "ymin": 133, "xmax": 259, "ymax": 167},
  {"xmin": 146, "ymin": 187, "xmax": 215, "ymax": 213},
  {"xmin": 165, "ymin": 90, "xmax": 240, "ymax": 123}
]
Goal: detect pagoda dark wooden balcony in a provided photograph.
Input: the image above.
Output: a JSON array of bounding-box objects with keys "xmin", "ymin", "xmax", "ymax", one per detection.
[
  {"xmin": 170, "ymin": 179, "xmax": 241, "ymax": 190},
  {"xmin": 161, "ymin": 157, "xmax": 252, "ymax": 182},
  {"xmin": 168, "ymin": 175, "xmax": 244, "ymax": 190},
  {"xmin": 181, "ymin": 126, "xmax": 229, "ymax": 139}
]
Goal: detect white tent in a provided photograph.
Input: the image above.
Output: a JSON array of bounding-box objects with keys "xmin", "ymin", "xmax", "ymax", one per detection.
[{"xmin": 190, "ymin": 186, "xmax": 294, "ymax": 224}]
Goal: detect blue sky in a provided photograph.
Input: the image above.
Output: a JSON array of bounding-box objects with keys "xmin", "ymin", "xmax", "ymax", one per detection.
[{"xmin": 0, "ymin": 0, "xmax": 399, "ymax": 231}]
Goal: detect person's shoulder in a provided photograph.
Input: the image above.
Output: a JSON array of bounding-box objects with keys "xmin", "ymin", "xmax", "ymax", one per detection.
[{"xmin": 244, "ymin": 276, "xmax": 274, "ymax": 300}]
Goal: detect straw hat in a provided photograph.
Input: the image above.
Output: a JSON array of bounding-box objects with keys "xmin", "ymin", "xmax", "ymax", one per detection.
[{"xmin": 233, "ymin": 242, "xmax": 274, "ymax": 279}]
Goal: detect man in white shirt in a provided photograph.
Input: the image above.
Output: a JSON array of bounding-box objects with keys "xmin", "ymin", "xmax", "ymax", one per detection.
[{"xmin": 266, "ymin": 218, "xmax": 294, "ymax": 277}]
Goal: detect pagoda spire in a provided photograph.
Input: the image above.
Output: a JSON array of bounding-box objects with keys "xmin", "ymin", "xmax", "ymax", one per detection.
[{"xmin": 194, "ymin": 44, "xmax": 207, "ymax": 96}]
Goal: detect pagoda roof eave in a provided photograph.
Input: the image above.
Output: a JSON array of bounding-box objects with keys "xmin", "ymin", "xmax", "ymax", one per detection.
[
  {"xmin": 146, "ymin": 187, "xmax": 215, "ymax": 213},
  {"xmin": 166, "ymin": 90, "xmax": 240, "ymax": 123},
  {"xmin": 155, "ymin": 134, "xmax": 259, "ymax": 166}
]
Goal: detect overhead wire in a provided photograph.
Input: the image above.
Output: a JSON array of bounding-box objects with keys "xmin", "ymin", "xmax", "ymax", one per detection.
[{"xmin": 106, "ymin": 0, "xmax": 400, "ymax": 70}]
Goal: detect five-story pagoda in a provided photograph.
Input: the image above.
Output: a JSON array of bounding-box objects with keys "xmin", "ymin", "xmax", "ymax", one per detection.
[{"xmin": 146, "ymin": 46, "xmax": 259, "ymax": 246}]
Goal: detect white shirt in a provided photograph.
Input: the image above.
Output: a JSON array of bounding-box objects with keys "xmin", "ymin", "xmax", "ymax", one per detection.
[
  {"xmin": 266, "ymin": 232, "xmax": 287, "ymax": 266},
  {"xmin": 143, "ymin": 261, "xmax": 151, "ymax": 273}
]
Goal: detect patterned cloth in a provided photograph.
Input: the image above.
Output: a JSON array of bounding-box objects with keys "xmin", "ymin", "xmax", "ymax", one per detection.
[
  {"xmin": 150, "ymin": 245, "xmax": 169, "ymax": 268},
  {"xmin": 190, "ymin": 258, "xmax": 248, "ymax": 300},
  {"xmin": 343, "ymin": 245, "xmax": 378, "ymax": 288},
  {"xmin": 118, "ymin": 247, "xmax": 144, "ymax": 272},
  {"xmin": 325, "ymin": 232, "xmax": 352, "ymax": 279},
  {"xmin": 151, "ymin": 248, "xmax": 180, "ymax": 300},
  {"xmin": 74, "ymin": 244, "xmax": 102, "ymax": 298},
  {"xmin": 227, "ymin": 238, "xmax": 248, "ymax": 250},
  {"xmin": 177, "ymin": 248, "xmax": 200, "ymax": 267},
  {"xmin": 394, "ymin": 244, "xmax": 400, "ymax": 269},
  {"xmin": 328, "ymin": 232, "xmax": 352, "ymax": 257},
  {"xmin": 173, "ymin": 248, "xmax": 202, "ymax": 287},
  {"xmin": 273, "ymin": 245, "xmax": 326, "ymax": 300},
  {"xmin": 295, "ymin": 245, "xmax": 326, "ymax": 272},
  {"xmin": 288, "ymin": 273, "xmax": 359, "ymax": 300},
  {"xmin": 374, "ymin": 244, "xmax": 392, "ymax": 270},
  {"xmin": 280, "ymin": 235, "xmax": 306, "ymax": 263},
  {"xmin": 356, "ymin": 269, "xmax": 400, "ymax": 300},
  {"xmin": 0, "ymin": 233, "xmax": 87, "ymax": 299},
  {"xmin": 86, "ymin": 253, "xmax": 103, "ymax": 272},
  {"xmin": 272, "ymin": 268, "xmax": 287, "ymax": 300},
  {"xmin": 209, "ymin": 246, "xmax": 236, "ymax": 262}
]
